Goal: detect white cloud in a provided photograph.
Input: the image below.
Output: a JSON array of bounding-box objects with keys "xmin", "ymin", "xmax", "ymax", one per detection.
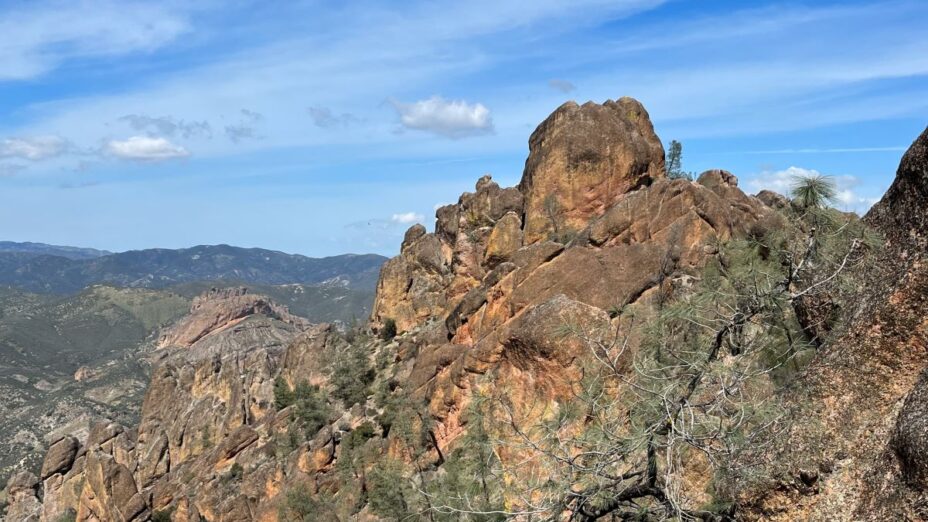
[
  {"xmin": 390, "ymin": 96, "xmax": 494, "ymax": 139},
  {"xmin": 745, "ymin": 166, "xmax": 880, "ymax": 214},
  {"xmin": 0, "ymin": 1, "xmax": 189, "ymax": 80},
  {"xmin": 105, "ymin": 136, "xmax": 189, "ymax": 161},
  {"xmin": 548, "ymin": 79, "xmax": 576, "ymax": 93},
  {"xmin": 0, "ymin": 135, "xmax": 69, "ymax": 160},
  {"xmin": 391, "ymin": 212, "xmax": 424, "ymax": 224}
]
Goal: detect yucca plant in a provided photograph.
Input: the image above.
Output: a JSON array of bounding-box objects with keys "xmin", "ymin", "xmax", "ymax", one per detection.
[{"xmin": 790, "ymin": 174, "xmax": 837, "ymax": 209}]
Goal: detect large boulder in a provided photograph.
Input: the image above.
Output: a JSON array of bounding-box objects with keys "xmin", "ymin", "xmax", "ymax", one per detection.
[
  {"xmin": 484, "ymin": 211, "xmax": 523, "ymax": 267},
  {"xmin": 40, "ymin": 436, "xmax": 79, "ymax": 480},
  {"xmin": 78, "ymin": 450, "xmax": 149, "ymax": 522},
  {"xmin": 519, "ymin": 97, "xmax": 665, "ymax": 244}
]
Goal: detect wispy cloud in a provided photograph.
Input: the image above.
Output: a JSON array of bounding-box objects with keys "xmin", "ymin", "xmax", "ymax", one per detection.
[
  {"xmin": 391, "ymin": 212, "xmax": 424, "ymax": 224},
  {"xmin": 390, "ymin": 96, "xmax": 494, "ymax": 139},
  {"xmin": 308, "ymin": 106, "xmax": 361, "ymax": 129},
  {"xmin": 0, "ymin": 163, "xmax": 26, "ymax": 177},
  {"xmin": 105, "ymin": 136, "xmax": 189, "ymax": 161},
  {"xmin": 548, "ymin": 79, "xmax": 576, "ymax": 93},
  {"xmin": 0, "ymin": 1, "xmax": 189, "ymax": 80},
  {"xmin": 741, "ymin": 146, "xmax": 907, "ymax": 155},
  {"xmin": 224, "ymin": 109, "xmax": 264, "ymax": 143},
  {"xmin": 0, "ymin": 135, "xmax": 70, "ymax": 160},
  {"xmin": 119, "ymin": 115, "xmax": 212, "ymax": 139}
]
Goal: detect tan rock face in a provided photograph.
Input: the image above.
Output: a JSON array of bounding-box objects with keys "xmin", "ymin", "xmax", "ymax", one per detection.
[
  {"xmin": 483, "ymin": 211, "xmax": 523, "ymax": 267},
  {"xmin": 158, "ymin": 287, "xmax": 308, "ymax": 348},
  {"xmin": 40, "ymin": 436, "xmax": 79, "ymax": 480},
  {"xmin": 78, "ymin": 450, "xmax": 149, "ymax": 522},
  {"xmin": 371, "ymin": 174, "xmax": 524, "ymax": 332},
  {"xmin": 519, "ymin": 97, "xmax": 665, "ymax": 244},
  {"xmin": 373, "ymin": 98, "xmax": 665, "ymax": 333}
]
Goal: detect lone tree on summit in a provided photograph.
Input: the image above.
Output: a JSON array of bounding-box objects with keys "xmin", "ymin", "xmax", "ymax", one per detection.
[{"xmin": 665, "ymin": 140, "xmax": 692, "ymax": 180}]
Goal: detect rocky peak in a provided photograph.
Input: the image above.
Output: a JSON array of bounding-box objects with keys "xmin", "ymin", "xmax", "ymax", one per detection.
[
  {"xmin": 371, "ymin": 98, "xmax": 772, "ymax": 335},
  {"xmin": 518, "ymin": 97, "xmax": 665, "ymax": 244},
  {"xmin": 158, "ymin": 286, "xmax": 308, "ymax": 348}
]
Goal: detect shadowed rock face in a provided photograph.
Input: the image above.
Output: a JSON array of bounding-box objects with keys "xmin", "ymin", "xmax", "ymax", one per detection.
[{"xmin": 866, "ymin": 126, "xmax": 928, "ymax": 263}]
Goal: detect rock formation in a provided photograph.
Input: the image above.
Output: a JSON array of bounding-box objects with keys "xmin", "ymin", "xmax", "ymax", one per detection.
[{"xmin": 519, "ymin": 97, "xmax": 665, "ymax": 244}]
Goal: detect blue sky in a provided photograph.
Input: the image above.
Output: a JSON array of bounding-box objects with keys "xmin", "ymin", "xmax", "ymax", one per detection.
[{"xmin": 0, "ymin": 0, "xmax": 926, "ymax": 257}]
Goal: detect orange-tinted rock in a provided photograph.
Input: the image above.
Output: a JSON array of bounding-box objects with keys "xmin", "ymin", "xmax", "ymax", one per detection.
[
  {"xmin": 158, "ymin": 287, "xmax": 308, "ymax": 348},
  {"xmin": 484, "ymin": 211, "xmax": 523, "ymax": 267},
  {"xmin": 519, "ymin": 97, "xmax": 665, "ymax": 244}
]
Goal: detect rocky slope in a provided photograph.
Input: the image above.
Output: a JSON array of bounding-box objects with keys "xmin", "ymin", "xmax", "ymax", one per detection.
[
  {"xmin": 738, "ymin": 126, "xmax": 928, "ymax": 520},
  {"xmin": 7, "ymin": 99, "xmax": 926, "ymax": 521},
  {"xmin": 0, "ymin": 278, "xmax": 375, "ymax": 495}
]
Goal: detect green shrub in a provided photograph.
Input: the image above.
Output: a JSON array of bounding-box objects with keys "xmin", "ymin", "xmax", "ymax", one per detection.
[
  {"xmin": 380, "ymin": 318, "xmax": 397, "ymax": 341},
  {"xmin": 278, "ymin": 486, "xmax": 339, "ymax": 521},
  {"xmin": 342, "ymin": 422, "xmax": 376, "ymax": 453},
  {"xmin": 273, "ymin": 376, "xmax": 295, "ymax": 410},
  {"xmin": 331, "ymin": 343, "xmax": 375, "ymax": 407},
  {"xmin": 367, "ymin": 459, "xmax": 412, "ymax": 521},
  {"xmin": 292, "ymin": 381, "xmax": 330, "ymax": 437},
  {"xmin": 151, "ymin": 508, "xmax": 173, "ymax": 522}
]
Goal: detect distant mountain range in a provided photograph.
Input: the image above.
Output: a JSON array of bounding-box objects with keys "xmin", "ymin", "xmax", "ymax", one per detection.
[
  {"xmin": 0, "ymin": 241, "xmax": 112, "ymax": 260},
  {"xmin": 0, "ymin": 242, "xmax": 387, "ymax": 294}
]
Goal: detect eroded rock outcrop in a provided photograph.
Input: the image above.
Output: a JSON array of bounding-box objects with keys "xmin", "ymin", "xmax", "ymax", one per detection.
[
  {"xmin": 369, "ymin": 99, "xmax": 776, "ymax": 461},
  {"xmin": 158, "ymin": 287, "xmax": 308, "ymax": 348},
  {"xmin": 519, "ymin": 97, "xmax": 665, "ymax": 244}
]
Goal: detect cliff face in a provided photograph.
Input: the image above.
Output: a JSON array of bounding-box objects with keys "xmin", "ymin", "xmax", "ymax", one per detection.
[
  {"xmin": 9, "ymin": 102, "xmax": 927, "ymax": 521},
  {"xmin": 6, "ymin": 288, "xmax": 330, "ymax": 521}
]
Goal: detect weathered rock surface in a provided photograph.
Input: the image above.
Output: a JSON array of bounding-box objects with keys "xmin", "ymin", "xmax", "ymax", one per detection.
[
  {"xmin": 11, "ymin": 288, "xmax": 316, "ymax": 521},
  {"xmin": 370, "ymin": 99, "xmax": 776, "ymax": 464},
  {"xmin": 739, "ymin": 126, "xmax": 928, "ymax": 520},
  {"xmin": 158, "ymin": 287, "xmax": 308, "ymax": 348},
  {"xmin": 371, "ymin": 173, "xmax": 524, "ymax": 333},
  {"xmin": 40, "ymin": 436, "xmax": 78, "ymax": 480},
  {"xmin": 519, "ymin": 97, "xmax": 665, "ymax": 244},
  {"xmin": 5, "ymin": 472, "xmax": 41, "ymax": 522}
]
